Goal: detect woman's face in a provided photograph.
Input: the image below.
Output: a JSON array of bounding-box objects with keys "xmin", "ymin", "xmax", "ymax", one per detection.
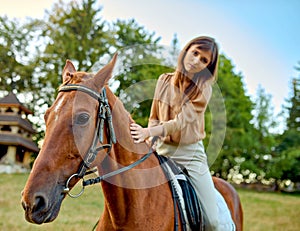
[{"xmin": 183, "ymin": 44, "xmax": 212, "ymax": 77}]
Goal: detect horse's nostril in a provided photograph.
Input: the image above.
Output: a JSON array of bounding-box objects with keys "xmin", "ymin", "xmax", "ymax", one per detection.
[
  {"xmin": 35, "ymin": 196, "xmax": 45, "ymax": 210},
  {"xmin": 21, "ymin": 201, "xmax": 27, "ymax": 211},
  {"xmin": 33, "ymin": 195, "xmax": 48, "ymax": 213}
]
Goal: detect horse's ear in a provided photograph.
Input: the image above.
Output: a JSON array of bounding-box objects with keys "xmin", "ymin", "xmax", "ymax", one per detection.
[
  {"xmin": 62, "ymin": 60, "xmax": 77, "ymax": 82},
  {"xmin": 93, "ymin": 53, "xmax": 118, "ymax": 89}
]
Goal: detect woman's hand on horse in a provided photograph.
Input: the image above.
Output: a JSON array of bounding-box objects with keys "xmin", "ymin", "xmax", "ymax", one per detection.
[{"xmin": 130, "ymin": 123, "xmax": 150, "ymax": 143}]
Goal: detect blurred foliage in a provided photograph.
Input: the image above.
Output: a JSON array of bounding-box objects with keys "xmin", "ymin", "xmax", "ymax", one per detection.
[
  {"xmin": 208, "ymin": 54, "xmax": 257, "ymax": 178},
  {"xmin": 269, "ymin": 76, "xmax": 300, "ymax": 187},
  {"xmin": 0, "ymin": 16, "xmax": 36, "ymax": 93}
]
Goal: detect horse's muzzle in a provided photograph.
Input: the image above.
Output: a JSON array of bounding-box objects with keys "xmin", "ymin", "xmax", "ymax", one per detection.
[{"xmin": 21, "ymin": 191, "xmax": 63, "ymax": 224}]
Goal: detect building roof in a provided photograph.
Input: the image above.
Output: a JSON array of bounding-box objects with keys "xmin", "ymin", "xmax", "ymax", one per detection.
[
  {"xmin": 0, "ymin": 115, "xmax": 36, "ymax": 133},
  {"xmin": 0, "ymin": 92, "xmax": 32, "ymax": 114},
  {"xmin": 0, "ymin": 134, "xmax": 39, "ymax": 152}
]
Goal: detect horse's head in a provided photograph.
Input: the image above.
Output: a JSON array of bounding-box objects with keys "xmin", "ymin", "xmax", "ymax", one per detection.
[{"xmin": 21, "ymin": 54, "xmax": 118, "ymax": 224}]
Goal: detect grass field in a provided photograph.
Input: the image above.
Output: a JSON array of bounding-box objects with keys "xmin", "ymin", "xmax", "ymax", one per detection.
[{"xmin": 0, "ymin": 173, "xmax": 299, "ymax": 231}]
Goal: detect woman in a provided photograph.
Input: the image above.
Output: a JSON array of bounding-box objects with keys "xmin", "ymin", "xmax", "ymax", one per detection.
[{"xmin": 130, "ymin": 36, "xmax": 220, "ymax": 230}]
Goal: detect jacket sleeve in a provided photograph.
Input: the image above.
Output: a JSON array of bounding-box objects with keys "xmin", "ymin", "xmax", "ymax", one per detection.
[{"xmin": 148, "ymin": 74, "xmax": 165, "ymax": 128}]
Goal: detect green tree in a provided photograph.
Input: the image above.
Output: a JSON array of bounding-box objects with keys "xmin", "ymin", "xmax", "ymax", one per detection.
[
  {"xmin": 252, "ymin": 85, "xmax": 277, "ymax": 137},
  {"xmin": 286, "ymin": 77, "xmax": 300, "ymax": 130},
  {"xmin": 11, "ymin": 0, "xmax": 113, "ymax": 137},
  {"xmin": 269, "ymin": 71, "xmax": 300, "ymax": 188},
  {"xmin": 244, "ymin": 85, "xmax": 277, "ymax": 180},
  {"xmin": 267, "ymin": 129, "xmax": 300, "ymax": 191},
  {"xmin": 112, "ymin": 19, "xmax": 174, "ymax": 126},
  {"xmin": 0, "ymin": 16, "xmax": 35, "ymax": 94},
  {"xmin": 0, "ymin": 0, "xmax": 176, "ymax": 136},
  {"xmin": 209, "ymin": 54, "xmax": 258, "ymax": 180},
  {"xmin": 32, "ymin": 0, "xmax": 110, "ymax": 106}
]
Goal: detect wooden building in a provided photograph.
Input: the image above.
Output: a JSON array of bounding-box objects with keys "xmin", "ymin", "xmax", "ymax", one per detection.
[{"xmin": 0, "ymin": 92, "xmax": 39, "ymax": 172}]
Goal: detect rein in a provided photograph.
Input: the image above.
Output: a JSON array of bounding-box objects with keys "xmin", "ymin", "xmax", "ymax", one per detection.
[{"xmin": 58, "ymin": 84, "xmax": 152, "ymax": 198}]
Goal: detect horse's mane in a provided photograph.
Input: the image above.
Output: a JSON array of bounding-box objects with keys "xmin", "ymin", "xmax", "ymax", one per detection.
[{"xmin": 104, "ymin": 85, "xmax": 135, "ymax": 124}]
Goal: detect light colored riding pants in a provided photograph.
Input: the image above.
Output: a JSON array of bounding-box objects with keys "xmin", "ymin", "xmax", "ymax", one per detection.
[{"xmin": 156, "ymin": 140, "xmax": 221, "ymax": 231}]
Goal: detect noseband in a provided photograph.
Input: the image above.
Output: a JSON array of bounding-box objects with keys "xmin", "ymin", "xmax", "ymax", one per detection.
[{"xmin": 58, "ymin": 84, "xmax": 152, "ymax": 198}]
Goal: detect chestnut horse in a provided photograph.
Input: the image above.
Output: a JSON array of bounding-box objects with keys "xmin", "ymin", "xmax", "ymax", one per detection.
[{"xmin": 21, "ymin": 54, "xmax": 243, "ymax": 230}]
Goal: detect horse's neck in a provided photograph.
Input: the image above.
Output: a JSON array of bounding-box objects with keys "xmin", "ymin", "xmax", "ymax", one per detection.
[
  {"xmin": 106, "ymin": 87, "xmax": 149, "ymax": 157},
  {"xmin": 100, "ymin": 87, "xmax": 152, "ymax": 176},
  {"xmin": 100, "ymin": 141, "xmax": 169, "ymax": 228},
  {"xmin": 98, "ymin": 88, "xmax": 169, "ymax": 225}
]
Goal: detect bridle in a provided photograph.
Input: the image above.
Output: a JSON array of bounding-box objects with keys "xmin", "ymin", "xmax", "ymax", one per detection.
[{"xmin": 58, "ymin": 84, "xmax": 152, "ymax": 198}]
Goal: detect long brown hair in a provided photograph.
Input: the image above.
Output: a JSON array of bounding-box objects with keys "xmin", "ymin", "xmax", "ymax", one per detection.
[{"xmin": 173, "ymin": 36, "xmax": 219, "ymax": 101}]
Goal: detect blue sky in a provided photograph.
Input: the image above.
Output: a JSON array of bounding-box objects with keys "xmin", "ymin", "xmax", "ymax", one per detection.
[{"xmin": 1, "ymin": 0, "xmax": 299, "ymax": 118}]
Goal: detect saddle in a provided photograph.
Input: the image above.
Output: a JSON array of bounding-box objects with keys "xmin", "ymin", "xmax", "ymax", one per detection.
[{"xmin": 156, "ymin": 153, "xmax": 204, "ymax": 231}]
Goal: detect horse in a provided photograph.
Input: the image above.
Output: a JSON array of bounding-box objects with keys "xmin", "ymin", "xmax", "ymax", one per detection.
[{"xmin": 21, "ymin": 53, "xmax": 243, "ymax": 230}]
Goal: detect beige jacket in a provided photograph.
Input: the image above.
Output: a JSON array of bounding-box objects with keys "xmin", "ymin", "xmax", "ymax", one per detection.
[{"xmin": 148, "ymin": 73, "xmax": 212, "ymax": 144}]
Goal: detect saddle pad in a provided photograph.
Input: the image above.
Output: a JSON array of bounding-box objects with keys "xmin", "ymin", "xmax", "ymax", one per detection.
[
  {"xmin": 165, "ymin": 165, "xmax": 191, "ymax": 231},
  {"xmin": 172, "ymin": 171, "xmax": 236, "ymax": 231},
  {"xmin": 156, "ymin": 154, "xmax": 235, "ymax": 230},
  {"xmin": 157, "ymin": 154, "xmax": 202, "ymax": 230}
]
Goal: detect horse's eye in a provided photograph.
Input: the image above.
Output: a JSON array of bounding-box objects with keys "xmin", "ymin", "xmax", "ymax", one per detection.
[{"xmin": 75, "ymin": 113, "xmax": 90, "ymax": 125}]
